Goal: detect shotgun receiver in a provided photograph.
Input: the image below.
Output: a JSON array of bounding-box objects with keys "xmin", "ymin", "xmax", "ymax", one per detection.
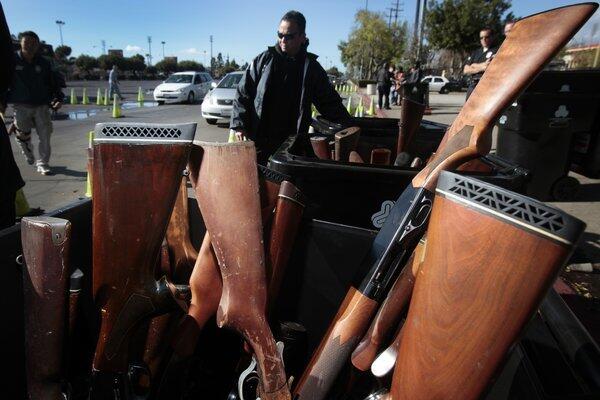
[
  {"xmin": 190, "ymin": 141, "xmax": 290, "ymax": 400},
  {"xmin": 90, "ymin": 122, "xmax": 195, "ymax": 399},
  {"xmin": 351, "ymin": 237, "xmax": 426, "ymax": 371},
  {"xmin": 391, "ymin": 171, "xmax": 585, "ymax": 399},
  {"xmin": 292, "ymin": 4, "xmax": 596, "ymax": 399},
  {"xmin": 22, "ymin": 217, "xmax": 71, "ymax": 400}
]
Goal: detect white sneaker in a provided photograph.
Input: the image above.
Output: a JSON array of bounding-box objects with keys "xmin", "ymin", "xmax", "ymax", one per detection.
[{"xmin": 37, "ymin": 165, "xmax": 51, "ymax": 175}]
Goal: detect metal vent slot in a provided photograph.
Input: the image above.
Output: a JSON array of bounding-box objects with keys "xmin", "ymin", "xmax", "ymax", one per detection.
[
  {"xmin": 100, "ymin": 125, "xmax": 182, "ymax": 138},
  {"xmin": 447, "ymin": 177, "xmax": 566, "ymax": 234}
]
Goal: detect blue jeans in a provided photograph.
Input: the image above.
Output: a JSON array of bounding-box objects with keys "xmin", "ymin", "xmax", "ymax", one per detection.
[{"xmin": 109, "ymin": 83, "xmax": 123, "ymax": 100}]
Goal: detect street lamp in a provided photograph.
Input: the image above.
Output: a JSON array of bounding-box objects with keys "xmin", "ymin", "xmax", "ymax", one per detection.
[
  {"xmin": 55, "ymin": 20, "xmax": 65, "ymax": 46},
  {"xmin": 161, "ymin": 41, "xmax": 166, "ymax": 59}
]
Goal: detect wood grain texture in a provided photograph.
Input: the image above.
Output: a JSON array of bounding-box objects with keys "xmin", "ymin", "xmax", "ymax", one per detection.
[
  {"xmin": 334, "ymin": 126, "xmax": 361, "ymax": 161},
  {"xmin": 266, "ymin": 181, "xmax": 305, "ymax": 313},
  {"xmin": 165, "ymin": 176, "xmax": 199, "ymax": 283},
  {"xmin": 22, "ymin": 217, "xmax": 71, "ymax": 400},
  {"xmin": 193, "ymin": 142, "xmax": 289, "ymax": 399},
  {"xmin": 392, "ymin": 195, "xmax": 572, "ymax": 400},
  {"xmin": 92, "ymin": 142, "xmax": 189, "ymax": 372},
  {"xmin": 370, "ymin": 148, "xmax": 392, "ymax": 165},
  {"xmin": 293, "ymin": 287, "xmax": 379, "ymax": 400},
  {"xmin": 310, "ymin": 136, "xmax": 330, "ymax": 160},
  {"xmin": 411, "ymin": 3, "xmax": 597, "ymax": 191},
  {"xmin": 397, "ymin": 98, "xmax": 426, "ymax": 155}
]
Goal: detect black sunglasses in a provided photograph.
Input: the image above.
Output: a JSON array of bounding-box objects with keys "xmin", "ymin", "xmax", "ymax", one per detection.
[{"xmin": 277, "ymin": 31, "xmax": 298, "ymax": 40}]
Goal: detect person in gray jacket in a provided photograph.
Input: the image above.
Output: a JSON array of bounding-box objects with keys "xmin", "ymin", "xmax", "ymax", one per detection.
[
  {"xmin": 0, "ymin": 30, "xmax": 64, "ymax": 175},
  {"xmin": 230, "ymin": 10, "xmax": 352, "ymax": 164}
]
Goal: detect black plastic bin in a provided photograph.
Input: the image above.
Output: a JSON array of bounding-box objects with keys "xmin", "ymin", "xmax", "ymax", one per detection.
[
  {"xmin": 2, "ymin": 200, "xmax": 599, "ymax": 399},
  {"xmin": 496, "ymin": 70, "xmax": 600, "ymax": 200},
  {"xmin": 269, "ymin": 132, "xmax": 529, "ymax": 230}
]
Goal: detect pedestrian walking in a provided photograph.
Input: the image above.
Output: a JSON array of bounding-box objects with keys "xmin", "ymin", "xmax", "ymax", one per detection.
[
  {"xmin": 230, "ymin": 10, "xmax": 352, "ymax": 164},
  {"xmin": 376, "ymin": 62, "xmax": 393, "ymax": 110},
  {"xmin": 109, "ymin": 65, "xmax": 125, "ymax": 101},
  {"xmin": 392, "ymin": 66, "xmax": 404, "ymax": 106},
  {"xmin": 0, "ymin": 30, "xmax": 64, "ymax": 175}
]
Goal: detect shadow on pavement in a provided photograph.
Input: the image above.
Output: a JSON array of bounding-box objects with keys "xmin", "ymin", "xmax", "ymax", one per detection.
[{"xmin": 50, "ymin": 166, "xmax": 87, "ymax": 178}]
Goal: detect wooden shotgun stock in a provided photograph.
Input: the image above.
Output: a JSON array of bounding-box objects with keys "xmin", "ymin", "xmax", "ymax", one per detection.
[
  {"xmin": 310, "ymin": 136, "xmax": 330, "ymax": 160},
  {"xmin": 165, "ymin": 175, "xmax": 199, "ymax": 283},
  {"xmin": 351, "ymin": 237, "xmax": 426, "ymax": 371},
  {"xmin": 349, "ymin": 151, "xmax": 365, "ymax": 163},
  {"xmin": 391, "ymin": 171, "xmax": 586, "ymax": 399},
  {"xmin": 191, "ymin": 141, "xmax": 290, "ymax": 400},
  {"xmin": 370, "ymin": 148, "xmax": 392, "ymax": 165},
  {"xmin": 266, "ymin": 181, "xmax": 306, "ymax": 313},
  {"xmin": 396, "ymin": 97, "xmax": 426, "ymax": 159},
  {"xmin": 292, "ymin": 5, "xmax": 595, "ymax": 399},
  {"xmin": 90, "ymin": 123, "xmax": 195, "ymax": 399},
  {"xmin": 334, "ymin": 126, "xmax": 361, "ymax": 161},
  {"xmin": 69, "ymin": 268, "xmax": 84, "ymax": 339},
  {"xmin": 22, "ymin": 217, "xmax": 71, "ymax": 400}
]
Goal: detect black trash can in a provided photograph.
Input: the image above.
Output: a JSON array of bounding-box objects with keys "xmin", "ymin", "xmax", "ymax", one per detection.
[
  {"xmin": 496, "ymin": 70, "xmax": 600, "ymax": 200},
  {"xmin": 269, "ymin": 132, "xmax": 529, "ymax": 230}
]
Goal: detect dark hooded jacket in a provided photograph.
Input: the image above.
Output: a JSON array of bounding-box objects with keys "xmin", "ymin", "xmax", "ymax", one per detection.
[{"xmin": 230, "ymin": 43, "xmax": 352, "ymax": 158}]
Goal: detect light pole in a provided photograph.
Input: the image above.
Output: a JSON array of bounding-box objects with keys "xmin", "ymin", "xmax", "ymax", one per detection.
[
  {"xmin": 147, "ymin": 36, "xmax": 153, "ymax": 66},
  {"xmin": 55, "ymin": 20, "xmax": 65, "ymax": 46},
  {"xmin": 161, "ymin": 41, "xmax": 166, "ymax": 59},
  {"xmin": 203, "ymin": 50, "xmax": 207, "ymax": 67},
  {"xmin": 210, "ymin": 35, "xmax": 213, "ymax": 75}
]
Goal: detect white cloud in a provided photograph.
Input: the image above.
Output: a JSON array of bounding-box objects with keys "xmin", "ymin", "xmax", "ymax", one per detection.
[
  {"xmin": 182, "ymin": 48, "xmax": 202, "ymax": 55},
  {"xmin": 125, "ymin": 45, "xmax": 143, "ymax": 52}
]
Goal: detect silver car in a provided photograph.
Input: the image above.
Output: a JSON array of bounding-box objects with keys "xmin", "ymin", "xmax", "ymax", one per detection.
[{"xmin": 201, "ymin": 71, "xmax": 243, "ymax": 125}]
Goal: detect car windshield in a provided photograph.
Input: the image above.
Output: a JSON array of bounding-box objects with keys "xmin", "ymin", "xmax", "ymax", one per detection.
[
  {"xmin": 217, "ymin": 73, "xmax": 243, "ymax": 89},
  {"xmin": 165, "ymin": 74, "xmax": 193, "ymax": 84}
]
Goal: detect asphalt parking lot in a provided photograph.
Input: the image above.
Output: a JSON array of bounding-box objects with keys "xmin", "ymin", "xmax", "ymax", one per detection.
[{"xmin": 6, "ymin": 80, "xmax": 230, "ymax": 212}]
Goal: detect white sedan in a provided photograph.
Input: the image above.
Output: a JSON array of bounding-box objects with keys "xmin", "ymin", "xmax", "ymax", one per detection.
[
  {"xmin": 153, "ymin": 71, "xmax": 213, "ymax": 104},
  {"xmin": 421, "ymin": 75, "xmax": 450, "ymax": 93}
]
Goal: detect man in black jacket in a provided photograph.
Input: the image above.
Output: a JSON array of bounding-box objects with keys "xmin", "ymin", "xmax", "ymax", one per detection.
[
  {"xmin": 0, "ymin": 30, "xmax": 64, "ymax": 175},
  {"xmin": 0, "ymin": 3, "xmax": 25, "ymax": 229},
  {"xmin": 230, "ymin": 10, "xmax": 352, "ymax": 164}
]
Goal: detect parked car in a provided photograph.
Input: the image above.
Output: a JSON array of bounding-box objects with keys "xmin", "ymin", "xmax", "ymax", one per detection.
[
  {"xmin": 154, "ymin": 71, "xmax": 213, "ymax": 104},
  {"xmin": 421, "ymin": 75, "xmax": 464, "ymax": 94},
  {"xmin": 201, "ymin": 71, "xmax": 243, "ymax": 125}
]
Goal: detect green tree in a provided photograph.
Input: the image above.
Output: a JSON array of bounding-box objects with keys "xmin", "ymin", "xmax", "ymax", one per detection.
[
  {"xmin": 326, "ymin": 66, "xmax": 343, "ymax": 77},
  {"xmin": 338, "ymin": 10, "xmax": 409, "ymax": 79},
  {"xmin": 98, "ymin": 53, "xmax": 127, "ymax": 70},
  {"xmin": 154, "ymin": 58, "xmax": 177, "ymax": 74},
  {"xmin": 178, "ymin": 60, "xmax": 205, "ymax": 71},
  {"xmin": 127, "ymin": 54, "xmax": 146, "ymax": 72},
  {"xmin": 74, "ymin": 54, "xmax": 99, "ymax": 72},
  {"xmin": 426, "ymin": 0, "xmax": 513, "ymax": 56},
  {"xmin": 54, "ymin": 45, "xmax": 72, "ymax": 60}
]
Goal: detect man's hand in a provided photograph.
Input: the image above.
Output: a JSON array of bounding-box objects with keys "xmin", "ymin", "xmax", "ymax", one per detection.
[{"xmin": 51, "ymin": 100, "xmax": 62, "ymax": 111}]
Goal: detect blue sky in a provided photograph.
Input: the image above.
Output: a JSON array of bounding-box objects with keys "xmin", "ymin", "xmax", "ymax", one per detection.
[{"xmin": 2, "ymin": 0, "xmax": 599, "ymax": 70}]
